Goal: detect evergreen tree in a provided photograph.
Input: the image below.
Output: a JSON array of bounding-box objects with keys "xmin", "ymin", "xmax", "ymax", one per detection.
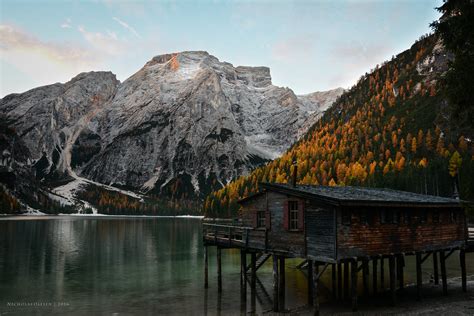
[{"xmin": 431, "ymin": 0, "xmax": 474, "ymax": 139}]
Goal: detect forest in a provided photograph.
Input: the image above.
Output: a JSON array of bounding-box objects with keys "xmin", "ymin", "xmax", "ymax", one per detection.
[{"xmin": 203, "ymin": 28, "xmax": 474, "ymax": 219}]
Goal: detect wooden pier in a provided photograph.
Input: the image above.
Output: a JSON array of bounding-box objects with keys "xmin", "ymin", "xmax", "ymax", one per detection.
[{"xmin": 203, "ymin": 181, "xmax": 471, "ymax": 314}]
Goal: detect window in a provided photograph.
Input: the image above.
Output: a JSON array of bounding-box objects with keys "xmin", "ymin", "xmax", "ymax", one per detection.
[
  {"xmin": 419, "ymin": 210, "xmax": 427, "ymax": 224},
  {"xmin": 403, "ymin": 210, "xmax": 412, "ymax": 224},
  {"xmin": 342, "ymin": 210, "xmax": 351, "ymax": 225},
  {"xmin": 450, "ymin": 210, "xmax": 457, "ymax": 223},
  {"xmin": 432, "ymin": 210, "xmax": 440, "ymax": 224},
  {"xmin": 360, "ymin": 210, "xmax": 368, "ymax": 225},
  {"xmin": 381, "ymin": 210, "xmax": 393, "ymax": 224},
  {"xmin": 289, "ymin": 201, "xmax": 299, "ymax": 230},
  {"xmin": 393, "ymin": 210, "xmax": 401, "ymax": 224},
  {"xmin": 257, "ymin": 210, "xmax": 266, "ymax": 228}
]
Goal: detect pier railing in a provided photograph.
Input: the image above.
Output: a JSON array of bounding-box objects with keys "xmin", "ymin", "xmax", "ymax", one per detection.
[
  {"xmin": 202, "ymin": 221, "xmax": 268, "ymax": 250},
  {"xmin": 203, "ymin": 222, "xmax": 255, "ymax": 247}
]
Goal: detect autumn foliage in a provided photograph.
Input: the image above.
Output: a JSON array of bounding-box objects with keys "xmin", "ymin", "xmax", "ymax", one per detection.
[{"xmin": 203, "ymin": 34, "xmax": 474, "ymax": 217}]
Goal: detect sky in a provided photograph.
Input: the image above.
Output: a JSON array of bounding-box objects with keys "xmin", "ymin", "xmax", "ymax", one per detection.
[{"xmin": 0, "ymin": 0, "xmax": 443, "ymax": 97}]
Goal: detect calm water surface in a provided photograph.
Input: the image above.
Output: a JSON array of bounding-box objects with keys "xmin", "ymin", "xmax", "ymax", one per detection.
[{"xmin": 0, "ymin": 217, "xmax": 472, "ymax": 315}]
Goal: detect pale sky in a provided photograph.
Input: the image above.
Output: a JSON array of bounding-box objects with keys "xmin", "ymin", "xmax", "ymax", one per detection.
[{"xmin": 0, "ymin": 0, "xmax": 442, "ymax": 97}]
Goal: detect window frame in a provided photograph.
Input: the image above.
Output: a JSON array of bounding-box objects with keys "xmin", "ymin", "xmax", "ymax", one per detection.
[
  {"xmin": 359, "ymin": 210, "xmax": 369, "ymax": 225},
  {"xmin": 432, "ymin": 210, "xmax": 440, "ymax": 224},
  {"xmin": 256, "ymin": 210, "xmax": 266, "ymax": 229},
  {"xmin": 419, "ymin": 210, "xmax": 427, "ymax": 224},
  {"xmin": 342, "ymin": 210, "xmax": 351, "ymax": 226},
  {"xmin": 381, "ymin": 209, "xmax": 393, "ymax": 224},
  {"xmin": 288, "ymin": 201, "xmax": 299, "ymax": 231},
  {"xmin": 450, "ymin": 209, "xmax": 457, "ymax": 223},
  {"xmin": 393, "ymin": 209, "xmax": 401, "ymax": 224},
  {"xmin": 403, "ymin": 210, "xmax": 412, "ymax": 224}
]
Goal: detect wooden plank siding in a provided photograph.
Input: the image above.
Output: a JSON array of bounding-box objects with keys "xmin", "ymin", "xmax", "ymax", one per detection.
[
  {"xmin": 266, "ymin": 191, "xmax": 306, "ymax": 257},
  {"xmin": 240, "ymin": 191, "xmax": 306, "ymax": 257},
  {"xmin": 336, "ymin": 206, "xmax": 466, "ymax": 258},
  {"xmin": 230, "ymin": 185, "xmax": 467, "ymax": 261},
  {"xmin": 305, "ymin": 203, "xmax": 336, "ymax": 261}
]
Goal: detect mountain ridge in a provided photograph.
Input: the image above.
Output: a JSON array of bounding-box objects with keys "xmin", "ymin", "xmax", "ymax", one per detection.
[{"xmin": 0, "ymin": 50, "xmax": 343, "ymax": 214}]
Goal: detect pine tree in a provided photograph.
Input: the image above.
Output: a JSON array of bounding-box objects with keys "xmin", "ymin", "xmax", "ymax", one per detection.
[{"xmin": 431, "ymin": 0, "xmax": 474, "ymax": 139}]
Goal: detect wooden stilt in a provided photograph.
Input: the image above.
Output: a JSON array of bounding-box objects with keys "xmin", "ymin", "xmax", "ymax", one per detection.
[
  {"xmin": 272, "ymin": 255, "xmax": 279, "ymax": 312},
  {"xmin": 372, "ymin": 258, "xmax": 378, "ymax": 296},
  {"xmin": 433, "ymin": 251, "xmax": 439, "ymax": 285},
  {"xmin": 204, "ymin": 246, "xmax": 209, "ymax": 289},
  {"xmin": 251, "ymin": 252, "xmax": 256, "ymax": 289},
  {"xmin": 308, "ymin": 259, "xmax": 314, "ymax": 306},
  {"xmin": 204, "ymin": 285, "xmax": 208, "ymax": 316},
  {"xmin": 440, "ymin": 250, "xmax": 447, "ymax": 295},
  {"xmin": 389, "ymin": 255, "xmax": 396, "ymax": 306},
  {"xmin": 460, "ymin": 249, "xmax": 467, "ymax": 292},
  {"xmin": 279, "ymin": 256, "xmax": 285, "ymax": 311},
  {"xmin": 242, "ymin": 250, "xmax": 247, "ymax": 282},
  {"xmin": 397, "ymin": 254, "xmax": 404, "ymax": 292},
  {"xmin": 217, "ymin": 290, "xmax": 222, "ymax": 316},
  {"xmin": 344, "ymin": 261, "xmax": 349, "ymax": 300},
  {"xmin": 250, "ymin": 283, "xmax": 256, "ymax": 314},
  {"xmin": 337, "ymin": 262, "xmax": 342, "ymax": 300},
  {"xmin": 380, "ymin": 257, "xmax": 385, "ymax": 291},
  {"xmin": 351, "ymin": 259, "xmax": 358, "ymax": 312},
  {"xmin": 217, "ymin": 247, "xmax": 222, "ymax": 293},
  {"xmin": 314, "ymin": 261, "xmax": 320, "ymax": 316},
  {"xmin": 240, "ymin": 290, "xmax": 246, "ymax": 315},
  {"xmin": 416, "ymin": 252, "xmax": 422, "ymax": 301},
  {"xmin": 362, "ymin": 259, "xmax": 369, "ymax": 298},
  {"xmin": 241, "ymin": 250, "xmax": 247, "ymax": 302},
  {"xmin": 331, "ymin": 263, "xmax": 337, "ymax": 300}
]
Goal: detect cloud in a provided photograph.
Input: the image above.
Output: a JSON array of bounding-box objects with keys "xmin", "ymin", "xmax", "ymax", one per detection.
[
  {"xmin": 1, "ymin": 24, "xmax": 95, "ymax": 65},
  {"xmin": 78, "ymin": 25, "xmax": 127, "ymax": 56},
  {"xmin": 271, "ymin": 36, "xmax": 315, "ymax": 62},
  {"xmin": 113, "ymin": 17, "xmax": 141, "ymax": 38},
  {"xmin": 331, "ymin": 40, "xmax": 391, "ymax": 65},
  {"xmin": 0, "ymin": 24, "xmax": 98, "ymax": 96},
  {"xmin": 60, "ymin": 18, "xmax": 72, "ymax": 29},
  {"xmin": 328, "ymin": 40, "xmax": 394, "ymax": 88}
]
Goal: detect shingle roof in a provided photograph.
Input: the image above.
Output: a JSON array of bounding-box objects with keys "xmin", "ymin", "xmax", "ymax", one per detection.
[{"xmin": 259, "ymin": 182, "xmax": 463, "ymax": 207}]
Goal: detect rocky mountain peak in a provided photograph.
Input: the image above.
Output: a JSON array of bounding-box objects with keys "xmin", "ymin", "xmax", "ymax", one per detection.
[
  {"xmin": 235, "ymin": 66, "xmax": 272, "ymax": 88},
  {"xmin": 1, "ymin": 51, "xmax": 344, "ymax": 209}
]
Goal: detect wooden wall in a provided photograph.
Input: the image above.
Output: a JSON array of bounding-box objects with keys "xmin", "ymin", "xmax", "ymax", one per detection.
[
  {"xmin": 266, "ymin": 191, "xmax": 306, "ymax": 257},
  {"xmin": 240, "ymin": 194, "xmax": 267, "ymax": 250},
  {"xmin": 305, "ymin": 203, "xmax": 336, "ymax": 260},
  {"xmin": 336, "ymin": 206, "xmax": 466, "ymax": 258},
  {"xmin": 240, "ymin": 191, "xmax": 466, "ymax": 260},
  {"xmin": 240, "ymin": 191, "xmax": 306, "ymax": 257}
]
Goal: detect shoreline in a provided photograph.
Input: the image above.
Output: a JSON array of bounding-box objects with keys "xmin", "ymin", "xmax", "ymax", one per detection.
[
  {"xmin": 0, "ymin": 214, "xmax": 205, "ymax": 219},
  {"xmin": 288, "ymin": 275, "xmax": 474, "ymax": 315}
]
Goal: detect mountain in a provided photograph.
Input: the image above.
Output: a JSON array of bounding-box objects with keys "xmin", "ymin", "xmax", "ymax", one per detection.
[
  {"xmin": 203, "ymin": 34, "xmax": 474, "ymax": 217},
  {"xmin": 1, "ymin": 72, "xmax": 119, "ymax": 179},
  {"xmin": 297, "ymin": 88, "xmax": 345, "ymax": 135},
  {"xmin": 0, "ymin": 51, "xmax": 342, "ymax": 213}
]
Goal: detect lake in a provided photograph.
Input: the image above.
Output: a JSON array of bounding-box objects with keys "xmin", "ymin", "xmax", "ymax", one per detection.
[{"xmin": 0, "ymin": 217, "xmax": 472, "ymax": 315}]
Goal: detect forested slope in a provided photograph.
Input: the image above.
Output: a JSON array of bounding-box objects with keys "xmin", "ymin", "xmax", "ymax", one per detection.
[{"xmin": 204, "ymin": 33, "xmax": 474, "ymax": 218}]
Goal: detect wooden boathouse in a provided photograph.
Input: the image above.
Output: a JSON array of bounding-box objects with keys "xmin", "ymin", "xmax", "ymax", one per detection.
[{"xmin": 203, "ymin": 181, "xmax": 472, "ymax": 313}]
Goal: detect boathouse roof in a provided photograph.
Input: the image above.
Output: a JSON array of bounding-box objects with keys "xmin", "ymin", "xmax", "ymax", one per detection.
[{"xmin": 239, "ymin": 183, "xmax": 463, "ymax": 208}]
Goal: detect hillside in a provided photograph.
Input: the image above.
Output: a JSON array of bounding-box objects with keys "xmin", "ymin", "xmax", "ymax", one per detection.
[{"xmin": 203, "ymin": 34, "xmax": 474, "ymax": 218}]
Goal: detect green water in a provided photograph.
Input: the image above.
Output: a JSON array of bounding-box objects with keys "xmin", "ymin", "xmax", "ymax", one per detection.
[{"xmin": 0, "ymin": 216, "xmax": 472, "ymax": 315}]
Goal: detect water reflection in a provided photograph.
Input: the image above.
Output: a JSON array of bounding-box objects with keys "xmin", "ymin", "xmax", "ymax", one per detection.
[{"xmin": 0, "ymin": 217, "xmax": 472, "ymax": 315}]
